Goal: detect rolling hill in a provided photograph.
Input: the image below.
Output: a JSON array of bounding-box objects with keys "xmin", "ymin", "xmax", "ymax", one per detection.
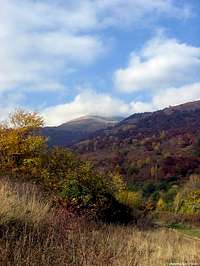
[
  {"xmin": 73, "ymin": 100, "xmax": 200, "ymax": 183},
  {"xmin": 42, "ymin": 115, "xmax": 123, "ymax": 147}
]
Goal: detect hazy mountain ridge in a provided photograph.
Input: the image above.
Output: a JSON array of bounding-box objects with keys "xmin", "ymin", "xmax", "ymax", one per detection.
[
  {"xmin": 42, "ymin": 115, "xmax": 123, "ymax": 147},
  {"xmin": 76, "ymin": 100, "xmax": 200, "ymax": 145}
]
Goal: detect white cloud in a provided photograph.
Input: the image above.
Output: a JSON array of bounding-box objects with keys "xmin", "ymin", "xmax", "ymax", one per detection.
[
  {"xmin": 0, "ymin": 0, "xmax": 191, "ymax": 93},
  {"xmin": 130, "ymin": 82, "xmax": 200, "ymax": 112},
  {"xmin": 42, "ymin": 90, "xmax": 131, "ymax": 126},
  {"xmin": 42, "ymin": 83, "xmax": 200, "ymax": 126},
  {"xmin": 114, "ymin": 36, "xmax": 200, "ymax": 92},
  {"xmin": 0, "ymin": 0, "xmax": 105, "ymax": 92},
  {"xmin": 151, "ymin": 82, "xmax": 200, "ymax": 109}
]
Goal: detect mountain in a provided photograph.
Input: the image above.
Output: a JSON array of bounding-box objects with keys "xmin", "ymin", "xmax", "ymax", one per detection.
[
  {"xmin": 42, "ymin": 115, "xmax": 123, "ymax": 147},
  {"xmin": 74, "ymin": 100, "xmax": 200, "ymax": 183},
  {"xmin": 57, "ymin": 115, "xmax": 123, "ymax": 132}
]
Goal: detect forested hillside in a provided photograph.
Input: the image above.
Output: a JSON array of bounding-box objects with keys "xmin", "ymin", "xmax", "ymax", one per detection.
[{"xmin": 74, "ymin": 101, "xmax": 200, "ymax": 183}]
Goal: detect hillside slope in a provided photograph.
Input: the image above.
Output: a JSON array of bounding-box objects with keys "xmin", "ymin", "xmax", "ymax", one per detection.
[
  {"xmin": 42, "ymin": 115, "xmax": 123, "ymax": 147},
  {"xmin": 74, "ymin": 100, "xmax": 200, "ymax": 183}
]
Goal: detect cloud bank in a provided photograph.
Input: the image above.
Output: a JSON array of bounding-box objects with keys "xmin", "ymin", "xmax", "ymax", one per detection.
[
  {"xmin": 114, "ymin": 36, "xmax": 200, "ymax": 92},
  {"xmin": 0, "ymin": 0, "xmax": 190, "ymax": 92},
  {"xmin": 43, "ymin": 83, "xmax": 200, "ymax": 126},
  {"xmin": 0, "ymin": 0, "xmax": 105, "ymax": 93}
]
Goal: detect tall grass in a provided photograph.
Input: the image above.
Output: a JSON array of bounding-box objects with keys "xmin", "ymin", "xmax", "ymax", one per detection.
[
  {"xmin": 0, "ymin": 179, "xmax": 199, "ymax": 266},
  {"xmin": 1, "ymin": 223, "xmax": 200, "ymax": 265},
  {"xmin": 0, "ymin": 180, "xmax": 50, "ymax": 225}
]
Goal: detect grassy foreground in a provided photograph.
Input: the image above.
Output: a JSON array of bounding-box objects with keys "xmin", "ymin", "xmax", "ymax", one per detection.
[{"xmin": 0, "ymin": 180, "xmax": 199, "ymax": 266}]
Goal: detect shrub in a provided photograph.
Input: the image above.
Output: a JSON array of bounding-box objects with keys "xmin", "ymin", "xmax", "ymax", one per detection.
[
  {"xmin": 173, "ymin": 175, "xmax": 200, "ymax": 214},
  {"xmin": 41, "ymin": 148, "xmax": 133, "ymax": 223},
  {"xmin": 152, "ymin": 191, "xmax": 160, "ymax": 201},
  {"xmin": 156, "ymin": 198, "xmax": 165, "ymax": 211},
  {"xmin": 142, "ymin": 182, "xmax": 156, "ymax": 197},
  {"xmin": 116, "ymin": 191, "xmax": 143, "ymax": 209}
]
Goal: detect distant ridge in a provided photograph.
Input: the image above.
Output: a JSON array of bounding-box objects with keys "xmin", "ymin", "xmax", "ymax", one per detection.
[
  {"xmin": 123, "ymin": 100, "xmax": 200, "ymax": 124},
  {"xmin": 41, "ymin": 115, "xmax": 123, "ymax": 147},
  {"xmin": 73, "ymin": 100, "xmax": 200, "ymax": 149},
  {"xmin": 42, "ymin": 100, "xmax": 200, "ymax": 148},
  {"xmin": 58, "ymin": 115, "xmax": 123, "ymax": 131},
  {"xmin": 163, "ymin": 100, "xmax": 200, "ymax": 114},
  {"xmin": 73, "ymin": 99, "xmax": 200, "ymax": 182},
  {"xmin": 66, "ymin": 115, "xmax": 123, "ymax": 123}
]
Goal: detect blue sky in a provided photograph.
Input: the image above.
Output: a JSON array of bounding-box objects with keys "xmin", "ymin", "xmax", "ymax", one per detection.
[{"xmin": 0, "ymin": 0, "xmax": 200, "ymax": 125}]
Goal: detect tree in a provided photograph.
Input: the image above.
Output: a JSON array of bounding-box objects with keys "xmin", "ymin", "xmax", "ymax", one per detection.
[
  {"xmin": 0, "ymin": 109, "xmax": 46, "ymax": 179},
  {"xmin": 173, "ymin": 175, "xmax": 200, "ymax": 214},
  {"xmin": 9, "ymin": 109, "xmax": 43, "ymax": 129},
  {"xmin": 196, "ymin": 136, "xmax": 200, "ymax": 157},
  {"xmin": 156, "ymin": 198, "xmax": 165, "ymax": 211},
  {"xmin": 111, "ymin": 172, "xmax": 126, "ymax": 193}
]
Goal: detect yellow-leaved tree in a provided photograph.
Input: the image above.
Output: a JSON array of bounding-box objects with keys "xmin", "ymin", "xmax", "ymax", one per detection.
[
  {"xmin": 0, "ymin": 109, "xmax": 46, "ymax": 179},
  {"xmin": 111, "ymin": 172, "xmax": 142, "ymax": 209},
  {"xmin": 173, "ymin": 175, "xmax": 200, "ymax": 214}
]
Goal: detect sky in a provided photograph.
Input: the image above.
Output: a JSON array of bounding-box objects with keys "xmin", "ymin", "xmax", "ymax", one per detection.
[{"xmin": 0, "ymin": 0, "xmax": 200, "ymax": 126}]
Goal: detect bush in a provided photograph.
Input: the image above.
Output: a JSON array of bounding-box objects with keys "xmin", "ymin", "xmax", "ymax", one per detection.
[
  {"xmin": 116, "ymin": 191, "xmax": 143, "ymax": 209},
  {"xmin": 142, "ymin": 182, "xmax": 156, "ymax": 197},
  {"xmin": 173, "ymin": 175, "xmax": 200, "ymax": 214},
  {"xmin": 42, "ymin": 150, "xmax": 133, "ymax": 223}
]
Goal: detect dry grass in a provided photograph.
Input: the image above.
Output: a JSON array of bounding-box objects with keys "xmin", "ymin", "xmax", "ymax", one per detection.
[
  {"xmin": 1, "ymin": 221, "xmax": 200, "ymax": 265},
  {"xmin": 0, "ymin": 180, "xmax": 50, "ymax": 225},
  {"xmin": 63, "ymin": 224, "xmax": 200, "ymax": 266},
  {"xmin": 0, "ymin": 180, "xmax": 200, "ymax": 266}
]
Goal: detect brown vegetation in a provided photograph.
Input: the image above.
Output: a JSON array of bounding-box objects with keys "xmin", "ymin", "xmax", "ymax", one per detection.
[
  {"xmin": 0, "ymin": 179, "xmax": 200, "ymax": 266},
  {"xmin": 0, "ymin": 180, "xmax": 50, "ymax": 225}
]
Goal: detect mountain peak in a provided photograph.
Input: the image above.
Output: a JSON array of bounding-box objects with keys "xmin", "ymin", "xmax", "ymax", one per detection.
[
  {"xmin": 42, "ymin": 115, "xmax": 123, "ymax": 147},
  {"xmin": 66, "ymin": 115, "xmax": 123, "ymax": 124}
]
